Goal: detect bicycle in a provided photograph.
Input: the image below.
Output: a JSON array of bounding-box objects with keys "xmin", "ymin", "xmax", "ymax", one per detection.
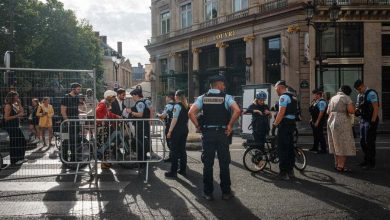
[{"xmin": 243, "ymin": 135, "xmax": 307, "ymax": 173}]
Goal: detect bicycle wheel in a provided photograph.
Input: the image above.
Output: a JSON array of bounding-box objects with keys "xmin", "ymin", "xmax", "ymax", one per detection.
[
  {"xmin": 54, "ymin": 134, "xmax": 61, "ymax": 150},
  {"xmin": 243, "ymin": 147, "xmax": 267, "ymax": 173},
  {"xmin": 294, "ymin": 147, "xmax": 307, "ymax": 171}
]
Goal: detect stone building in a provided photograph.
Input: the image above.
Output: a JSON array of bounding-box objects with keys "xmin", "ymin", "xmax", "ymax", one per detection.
[
  {"xmin": 145, "ymin": 0, "xmax": 390, "ymax": 121},
  {"xmin": 99, "ymin": 34, "xmax": 133, "ymax": 90}
]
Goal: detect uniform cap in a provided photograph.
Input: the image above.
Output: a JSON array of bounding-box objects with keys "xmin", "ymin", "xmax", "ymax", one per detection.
[
  {"xmin": 275, "ymin": 80, "xmax": 287, "ymax": 87},
  {"xmin": 209, "ymin": 74, "xmax": 226, "ymax": 84},
  {"xmin": 130, "ymin": 88, "xmax": 142, "ymax": 96},
  {"xmin": 104, "ymin": 90, "xmax": 117, "ymax": 99},
  {"xmin": 354, "ymin": 79, "xmax": 363, "ymax": 89}
]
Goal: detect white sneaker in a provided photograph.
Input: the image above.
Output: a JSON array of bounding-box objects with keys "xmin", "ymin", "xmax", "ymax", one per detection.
[{"xmin": 15, "ymin": 158, "xmax": 28, "ymax": 165}]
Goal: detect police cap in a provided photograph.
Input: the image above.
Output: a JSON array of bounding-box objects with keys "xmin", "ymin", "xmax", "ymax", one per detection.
[
  {"xmin": 354, "ymin": 79, "xmax": 363, "ymax": 89},
  {"xmin": 275, "ymin": 80, "xmax": 287, "ymax": 87},
  {"xmin": 130, "ymin": 88, "xmax": 142, "ymax": 96},
  {"xmin": 209, "ymin": 74, "xmax": 226, "ymax": 84}
]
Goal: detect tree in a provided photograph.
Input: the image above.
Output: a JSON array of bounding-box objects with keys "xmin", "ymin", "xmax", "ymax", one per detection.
[{"xmin": 0, "ymin": 0, "xmax": 104, "ymax": 96}]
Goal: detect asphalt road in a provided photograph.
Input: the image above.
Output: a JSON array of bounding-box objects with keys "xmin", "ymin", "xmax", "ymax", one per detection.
[{"xmin": 0, "ymin": 135, "xmax": 389, "ymax": 219}]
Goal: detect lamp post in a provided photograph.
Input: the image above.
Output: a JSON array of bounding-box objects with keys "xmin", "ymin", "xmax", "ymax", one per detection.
[
  {"xmin": 305, "ymin": 0, "xmax": 340, "ymax": 88},
  {"xmin": 113, "ymin": 61, "xmax": 120, "ymax": 90}
]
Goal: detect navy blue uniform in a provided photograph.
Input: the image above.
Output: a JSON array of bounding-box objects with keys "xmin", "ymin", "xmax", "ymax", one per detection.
[
  {"xmin": 246, "ymin": 103, "xmax": 270, "ymax": 149},
  {"xmin": 277, "ymin": 93, "xmax": 297, "ymax": 173},
  {"xmin": 169, "ymin": 103, "xmax": 189, "ymax": 173},
  {"xmin": 309, "ymin": 99, "xmax": 328, "ymax": 152},
  {"xmin": 162, "ymin": 102, "xmax": 175, "ymax": 151},
  {"xmin": 131, "ymin": 99, "xmax": 151, "ymax": 161},
  {"xmin": 357, "ymin": 88, "xmax": 379, "ymax": 167},
  {"xmin": 194, "ymin": 89, "xmax": 235, "ymax": 195}
]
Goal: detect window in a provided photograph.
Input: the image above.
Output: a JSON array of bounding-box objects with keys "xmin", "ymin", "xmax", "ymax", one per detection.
[
  {"xmin": 161, "ymin": 11, "xmax": 170, "ymax": 34},
  {"xmin": 316, "ymin": 65, "xmax": 362, "ymax": 101},
  {"xmin": 204, "ymin": 0, "xmax": 218, "ymax": 21},
  {"xmin": 316, "ymin": 23, "xmax": 363, "ymax": 58},
  {"xmin": 265, "ymin": 37, "xmax": 281, "ymax": 84},
  {"xmin": 160, "ymin": 59, "xmax": 168, "ymax": 75},
  {"xmin": 181, "ymin": 3, "xmax": 192, "ymax": 28},
  {"xmin": 233, "ymin": 0, "xmax": 248, "ymax": 12},
  {"xmin": 382, "ymin": 35, "xmax": 390, "ymax": 56}
]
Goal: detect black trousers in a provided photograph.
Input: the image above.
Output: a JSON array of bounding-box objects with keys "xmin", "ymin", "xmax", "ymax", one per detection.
[
  {"xmin": 360, "ymin": 120, "xmax": 378, "ymax": 166},
  {"xmin": 170, "ymin": 130, "xmax": 188, "ymax": 173},
  {"xmin": 5, "ymin": 127, "xmax": 26, "ymax": 164},
  {"xmin": 311, "ymin": 122, "xmax": 327, "ymax": 151},
  {"xmin": 134, "ymin": 122, "xmax": 150, "ymax": 161},
  {"xmin": 62, "ymin": 121, "xmax": 80, "ymax": 162},
  {"xmin": 165, "ymin": 125, "xmax": 172, "ymax": 157},
  {"xmin": 277, "ymin": 119, "xmax": 296, "ymax": 173},
  {"xmin": 201, "ymin": 129, "xmax": 231, "ymax": 194}
]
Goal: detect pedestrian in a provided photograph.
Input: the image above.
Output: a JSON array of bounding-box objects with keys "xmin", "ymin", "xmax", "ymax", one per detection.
[
  {"xmin": 110, "ymin": 88, "xmax": 127, "ymax": 118},
  {"xmin": 327, "ymin": 85, "xmax": 356, "ymax": 172},
  {"xmin": 60, "ymin": 82, "xmax": 82, "ymax": 162},
  {"xmin": 3, "ymin": 91, "xmax": 27, "ymax": 165},
  {"xmin": 243, "ymin": 91, "xmax": 271, "ymax": 151},
  {"xmin": 129, "ymin": 88, "xmax": 151, "ymax": 167},
  {"xmin": 309, "ymin": 89, "xmax": 328, "ymax": 154},
  {"xmin": 78, "ymin": 94, "xmax": 87, "ymax": 115},
  {"xmin": 165, "ymin": 90, "xmax": 189, "ymax": 178},
  {"xmin": 354, "ymin": 79, "xmax": 379, "ymax": 169},
  {"xmin": 272, "ymin": 80, "xmax": 297, "ymax": 180},
  {"xmin": 36, "ymin": 97, "xmax": 54, "ymax": 147},
  {"xmin": 27, "ymin": 98, "xmax": 40, "ymax": 144},
  {"xmin": 157, "ymin": 92, "xmax": 175, "ymax": 162},
  {"xmin": 85, "ymin": 88, "xmax": 97, "ymax": 118},
  {"xmin": 188, "ymin": 74, "xmax": 241, "ymax": 201},
  {"xmin": 96, "ymin": 90, "xmax": 121, "ymax": 169}
]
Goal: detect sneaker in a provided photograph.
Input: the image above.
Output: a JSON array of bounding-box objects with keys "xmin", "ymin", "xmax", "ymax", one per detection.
[
  {"xmin": 202, "ymin": 193, "xmax": 214, "ymax": 201},
  {"xmin": 164, "ymin": 171, "xmax": 177, "ymax": 178},
  {"xmin": 276, "ymin": 172, "xmax": 290, "ymax": 181},
  {"xmin": 222, "ymin": 191, "xmax": 234, "ymax": 200},
  {"xmin": 15, "ymin": 158, "xmax": 28, "ymax": 165}
]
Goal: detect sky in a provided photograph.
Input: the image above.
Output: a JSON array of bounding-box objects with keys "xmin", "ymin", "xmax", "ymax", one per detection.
[{"xmin": 59, "ymin": 0, "xmax": 151, "ymax": 65}]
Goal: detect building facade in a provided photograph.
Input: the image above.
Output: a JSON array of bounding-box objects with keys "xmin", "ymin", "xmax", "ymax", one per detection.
[{"xmin": 145, "ymin": 0, "xmax": 390, "ymax": 121}]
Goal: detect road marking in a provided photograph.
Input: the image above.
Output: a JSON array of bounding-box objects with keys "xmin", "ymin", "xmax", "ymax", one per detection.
[
  {"xmin": 0, "ymin": 181, "xmax": 130, "ymax": 192},
  {"xmin": 0, "ymin": 201, "xmax": 108, "ymax": 216}
]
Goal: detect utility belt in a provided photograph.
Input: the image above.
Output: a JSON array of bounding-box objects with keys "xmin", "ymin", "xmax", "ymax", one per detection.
[
  {"xmin": 202, "ymin": 125, "xmax": 227, "ymax": 131},
  {"xmin": 280, "ymin": 118, "xmax": 296, "ymax": 126}
]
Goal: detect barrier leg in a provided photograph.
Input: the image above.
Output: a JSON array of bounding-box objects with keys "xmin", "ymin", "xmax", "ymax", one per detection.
[
  {"xmin": 145, "ymin": 162, "xmax": 149, "ymax": 183},
  {"xmin": 74, "ymin": 163, "xmax": 80, "ymax": 183}
]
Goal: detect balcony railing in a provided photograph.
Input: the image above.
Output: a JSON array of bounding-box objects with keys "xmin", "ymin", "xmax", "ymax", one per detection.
[
  {"xmin": 148, "ymin": 0, "xmax": 288, "ymax": 45},
  {"xmin": 314, "ymin": 0, "xmax": 390, "ymax": 6}
]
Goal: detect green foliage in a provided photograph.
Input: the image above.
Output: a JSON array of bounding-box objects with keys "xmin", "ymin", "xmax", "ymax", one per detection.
[{"xmin": 0, "ymin": 0, "xmax": 104, "ymax": 92}]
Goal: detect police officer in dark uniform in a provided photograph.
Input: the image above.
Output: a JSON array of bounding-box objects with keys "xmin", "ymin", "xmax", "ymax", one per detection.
[
  {"xmin": 309, "ymin": 89, "xmax": 328, "ymax": 154},
  {"xmin": 272, "ymin": 80, "xmax": 297, "ymax": 180},
  {"xmin": 354, "ymin": 79, "xmax": 379, "ymax": 169},
  {"xmin": 188, "ymin": 74, "xmax": 241, "ymax": 201},
  {"xmin": 157, "ymin": 92, "xmax": 176, "ymax": 162},
  {"xmin": 129, "ymin": 88, "xmax": 151, "ymax": 166},
  {"xmin": 165, "ymin": 90, "xmax": 189, "ymax": 178}
]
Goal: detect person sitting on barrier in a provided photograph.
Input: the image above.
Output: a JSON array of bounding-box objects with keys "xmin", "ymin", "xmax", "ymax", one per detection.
[
  {"xmin": 96, "ymin": 90, "xmax": 124, "ymax": 169},
  {"xmin": 243, "ymin": 91, "xmax": 271, "ymax": 151},
  {"xmin": 128, "ymin": 88, "xmax": 151, "ymax": 168}
]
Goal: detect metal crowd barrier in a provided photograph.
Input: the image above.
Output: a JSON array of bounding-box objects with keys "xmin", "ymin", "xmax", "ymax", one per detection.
[{"xmin": 59, "ymin": 118, "xmax": 166, "ymax": 182}]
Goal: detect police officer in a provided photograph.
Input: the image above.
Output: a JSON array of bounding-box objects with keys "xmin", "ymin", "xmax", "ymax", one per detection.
[
  {"xmin": 157, "ymin": 92, "xmax": 176, "ymax": 162},
  {"xmin": 188, "ymin": 74, "xmax": 241, "ymax": 201},
  {"xmin": 354, "ymin": 79, "xmax": 379, "ymax": 169},
  {"xmin": 165, "ymin": 90, "xmax": 189, "ymax": 178},
  {"xmin": 243, "ymin": 91, "xmax": 271, "ymax": 151},
  {"xmin": 309, "ymin": 89, "xmax": 328, "ymax": 154},
  {"xmin": 129, "ymin": 88, "xmax": 151, "ymax": 167},
  {"xmin": 272, "ymin": 80, "xmax": 297, "ymax": 180}
]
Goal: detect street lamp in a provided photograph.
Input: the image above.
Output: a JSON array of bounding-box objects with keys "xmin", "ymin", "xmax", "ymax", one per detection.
[
  {"xmin": 113, "ymin": 61, "xmax": 120, "ymax": 90},
  {"xmin": 305, "ymin": 0, "xmax": 340, "ymax": 87}
]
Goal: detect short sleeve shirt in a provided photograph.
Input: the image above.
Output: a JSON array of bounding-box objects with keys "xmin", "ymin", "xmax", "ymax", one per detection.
[
  {"xmin": 61, "ymin": 94, "xmax": 79, "ymax": 119},
  {"xmin": 162, "ymin": 103, "xmax": 175, "ymax": 116},
  {"xmin": 136, "ymin": 101, "xmax": 146, "ymax": 113},
  {"xmin": 366, "ymin": 90, "xmax": 378, "ymax": 103},
  {"xmin": 144, "ymin": 99, "xmax": 152, "ymax": 108},
  {"xmin": 172, "ymin": 104, "xmax": 182, "ymax": 118},
  {"xmin": 193, "ymin": 89, "xmax": 235, "ymax": 110},
  {"xmin": 279, "ymin": 94, "xmax": 295, "ymax": 119},
  {"xmin": 317, "ymin": 100, "xmax": 327, "ymax": 112}
]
